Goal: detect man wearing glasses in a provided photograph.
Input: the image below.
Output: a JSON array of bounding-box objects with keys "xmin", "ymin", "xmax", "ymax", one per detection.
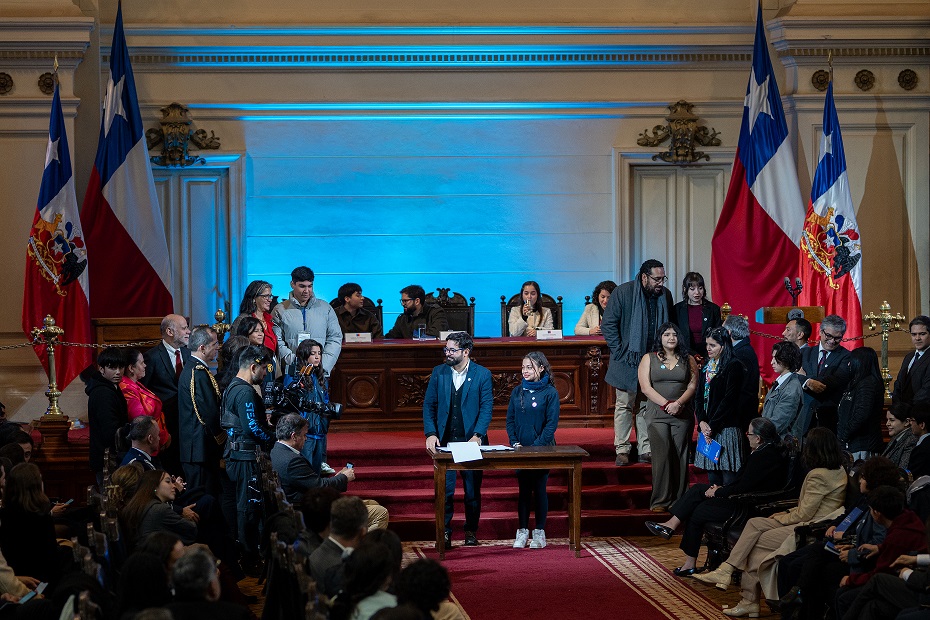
[
  {"xmin": 798, "ymin": 314, "xmax": 852, "ymax": 436},
  {"xmin": 601, "ymin": 259, "xmax": 675, "ymax": 466},
  {"xmin": 892, "ymin": 315, "xmax": 930, "ymax": 407},
  {"xmin": 385, "ymin": 284, "xmax": 449, "ymax": 339},
  {"xmin": 423, "ymin": 332, "xmax": 493, "ymax": 547},
  {"xmin": 220, "ymin": 344, "xmax": 275, "ymax": 574}
]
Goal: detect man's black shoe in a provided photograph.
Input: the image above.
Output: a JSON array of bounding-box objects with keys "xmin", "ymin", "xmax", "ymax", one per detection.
[
  {"xmin": 464, "ymin": 531, "xmax": 479, "ymax": 546},
  {"xmin": 443, "ymin": 531, "xmax": 452, "ymax": 548}
]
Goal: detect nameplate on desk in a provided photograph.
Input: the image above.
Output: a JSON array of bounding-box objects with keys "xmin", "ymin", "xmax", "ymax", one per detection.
[
  {"xmin": 345, "ymin": 333, "xmax": 372, "ymax": 343},
  {"xmin": 439, "ymin": 330, "xmax": 458, "ymax": 340},
  {"xmin": 536, "ymin": 329, "xmax": 563, "ymax": 340}
]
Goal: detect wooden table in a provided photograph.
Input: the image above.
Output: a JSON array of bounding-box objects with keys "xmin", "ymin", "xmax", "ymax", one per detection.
[
  {"xmin": 331, "ymin": 337, "xmax": 615, "ymax": 431},
  {"xmin": 430, "ymin": 445, "xmax": 590, "ymax": 559}
]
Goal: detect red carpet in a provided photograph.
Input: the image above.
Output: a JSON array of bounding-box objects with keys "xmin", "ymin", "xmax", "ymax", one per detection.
[{"xmin": 408, "ymin": 537, "xmax": 722, "ymax": 620}]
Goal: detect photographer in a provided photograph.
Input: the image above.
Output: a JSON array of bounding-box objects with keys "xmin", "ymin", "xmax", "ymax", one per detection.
[{"xmin": 269, "ymin": 339, "xmax": 338, "ymax": 475}]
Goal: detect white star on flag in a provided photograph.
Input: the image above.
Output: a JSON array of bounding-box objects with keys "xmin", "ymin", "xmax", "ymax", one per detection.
[
  {"xmin": 103, "ymin": 75, "xmax": 127, "ymax": 137},
  {"xmin": 744, "ymin": 67, "xmax": 772, "ymax": 134},
  {"xmin": 45, "ymin": 137, "xmax": 60, "ymax": 167},
  {"xmin": 819, "ymin": 132, "xmax": 833, "ymax": 163}
]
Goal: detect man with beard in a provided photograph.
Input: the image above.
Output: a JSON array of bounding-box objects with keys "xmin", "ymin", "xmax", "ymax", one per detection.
[
  {"xmin": 385, "ymin": 284, "xmax": 449, "ymax": 339},
  {"xmin": 272, "ymin": 266, "xmax": 343, "ymax": 375},
  {"xmin": 601, "ymin": 259, "xmax": 675, "ymax": 466},
  {"xmin": 423, "ymin": 331, "xmax": 493, "ymax": 547}
]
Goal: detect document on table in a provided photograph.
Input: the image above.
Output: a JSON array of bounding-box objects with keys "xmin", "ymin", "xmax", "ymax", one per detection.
[
  {"xmin": 437, "ymin": 441, "xmax": 482, "ymax": 463},
  {"xmin": 480, "ymin": 445, "xmax": 515, "ymax": 452}
]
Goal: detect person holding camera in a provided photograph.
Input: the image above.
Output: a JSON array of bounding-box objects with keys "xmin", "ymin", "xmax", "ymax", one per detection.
[{"xmin": 221, "ymin": 344, "xmax": 274, "ymax": 572}]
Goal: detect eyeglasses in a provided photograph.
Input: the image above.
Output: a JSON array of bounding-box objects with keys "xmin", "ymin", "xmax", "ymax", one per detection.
[
  {"xmin": 443, "ymin": 347, "xmax": 463, "ymax": 354},
  {"xmin": 646, "ymin": 274, "xmax": 668, "ymax": 284},
  {"xmin": 256, "ymin": 294, "xmax": 273, "ymax": 299},
  {"xmin": 400, "ymin": 298, "xmax": 415, "ymax": 305},
  {"xmin": 821, "ymin": 332, "xmax": 844, "ymax": 343}
]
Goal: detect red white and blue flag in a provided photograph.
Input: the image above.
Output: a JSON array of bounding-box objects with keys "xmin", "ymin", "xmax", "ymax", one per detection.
[
  {"xmin": 710, "ymin": 4, "xmax": 806, "ymax": 379},
  {"xmin": 81, "ymin": 2, "xmax": 173, "ymax": 318},
  {"xmin": 798, "ymin": 82, "xmax": 862, "ymax": 343},
  {"xmin": 22, "ymin": 83, "xmax": 92, "ymax": 390}
]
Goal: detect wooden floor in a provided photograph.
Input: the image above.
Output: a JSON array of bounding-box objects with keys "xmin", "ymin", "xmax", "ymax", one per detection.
[{"xmin": 238, "ymin": 535, "xmax": 780, "ymax": 619}]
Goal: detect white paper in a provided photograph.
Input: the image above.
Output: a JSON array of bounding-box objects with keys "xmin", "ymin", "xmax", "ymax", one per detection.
[
  {"xmin": 344, "ymin": 332, "xmax": 372, "ymax": 343},
  {"xmin": 480, "ymin": 445, "xmax": 515, "ymax": 452},
  {"xmin": 448, "ymin": 441, "xmax": 483, "ymax": 463},
  {"xmin": 536, "ymin": 329, "xmax": 563, "ymax": 340}
]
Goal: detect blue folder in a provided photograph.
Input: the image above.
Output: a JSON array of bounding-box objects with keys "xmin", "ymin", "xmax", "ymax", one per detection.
[{"xmin": 697, "ymin": 434, "xmax": 722, "ymax": 463}]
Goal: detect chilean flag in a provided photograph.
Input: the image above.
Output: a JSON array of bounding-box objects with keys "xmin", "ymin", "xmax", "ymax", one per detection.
[
  {"xmin": 710, "ymin": 4, "xmax": 805, "ymax": 380},
  {"xmin": 80, "ymin": 1, "xmax": 173, "ymax": 318},
  {"xmin": 22, "ymin": 83, "xmax": 92, "ymax": 390},
  {"xmin": 798, "ymin": 82, "xmax": 862, "ymax": 344}
]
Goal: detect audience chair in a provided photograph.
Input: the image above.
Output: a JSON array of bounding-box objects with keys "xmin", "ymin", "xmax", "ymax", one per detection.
[
  {"xmin": 500, "ymin": 292, "xmax": 564, "ymax": 336},
  {"xmin": 329, "ymin": 296, "xmax": 384, "ymax": 327},
  {"xmin": 425, "ymin": 288, "xmax": 476, "ymax": 334}
]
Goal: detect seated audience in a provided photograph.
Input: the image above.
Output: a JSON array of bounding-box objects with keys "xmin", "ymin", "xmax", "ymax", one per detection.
[
  {"xmin": 0, "ymin": 444, "xmax": 24, "ymax": 468},
  {"xmin": 329, "ymin": 530, "xmax": 403, "ymax": 620},
  {"xmin": 82, "ymin": 346, "xmax": 129, "ymax": 488},
  {"xmin": 335, "ymin": 282, "xmax": 383, "ymax": 338},
  {"xmin": 695, "ymin": 326, "xmax": 746, "ymax": 485},
  {"xmin": 777, "ymin": 455, "xmax": 904, "ymax": 619},
  {"xmin": 166, "ymin": 547, "xmax": 251, "ymax": 620},
  {"xmin": 120, "ymin": 347, "xmax": 171, "ymax": 454},
  {"xmin": 395, "ymin": 559, "xmax": 461, "ymax": 620},
  {"xmin": 907, "ymin": 401, "xmax": 930, "ymax": 478},
  {"xmin": 110, "ymin": 462, "xmax": 145, "ymax": 510},
  {"xmin": 761, "ymin": 341, "xmax": 804, "ymax": 438},
  {"xmin": 295, "ymin": 486, "xmax": 342, "ymax": 557},
  {"xmin": 836, "ymin": 485, "xmax": 928, "ymax": 619},
  {"xmin": 136, "ymin": 530, "xmax": 186, "ymax": 574},
  {"xmin": 0, "ymin": 429, "xmax": 34, "ymax": 463},
  {"xmin": 882, "ymin": 402, "xmax": 917, "ymax": 470},
  {"xmin": 694, "ymin": 427, "xmax": 848, "ymax": 617},
  {"xmin": 116, "ymin": 552, "xmax": 173, "ymax": 619},
  {"xmin": 120, "ymin": 415, "xmax": 162, "ymax": 470},
  {"xmin": 837, "ymin": 346, "xmax": 885, "ymax": 461},
  {"xmin": 122, "ymin": 469, "xmax": 198, "ymax": 548},
  {"xmin": 0, "ymin": 463, "xmax": 66, "ymax": 586},
  {"xmin": 672, "ymin": 272, "xmax": 722, "ymax": 363},
  {"xmin": 508, "ymin": 281, "xmax": 553, "ymax": 337},
  {"xmin": 310, "ymin": 495, "xmax": 370, "ymax": 599},
  {"xmin": 385, "ymin": 285, "xmax": 449, "ymax": 339},
  {"xmin": 782, "ymin": 317, "xmax": 813, "ymax": 350},
  {"xmin": 271, "ymin": 413, "xmax": 353, "ymax": 502},
  {"xmin": 645, "ymin": 417, "xmax": 788, "ymax": 576},
  {"xmin": 574, "ymin": 280, "xmax": 616, "ymax": 336},
  {"xmin": 231, "ymin": 279, "xmax": 278, "ymax": 355}
]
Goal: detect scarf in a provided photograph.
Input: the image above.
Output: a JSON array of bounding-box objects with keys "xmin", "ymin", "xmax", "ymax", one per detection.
[
  {"xmin": 521, "ymin": 375, "xmax": 550, "ymax": 391},
  {"xmin": 703, "ymin": 358, "xmax": 720, "ymax": 403}
]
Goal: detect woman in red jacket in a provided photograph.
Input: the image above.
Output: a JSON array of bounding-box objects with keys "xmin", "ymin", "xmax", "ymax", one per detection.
[{"xmin": 120, "ymin": 348, "xmax": 170, "ymax": 453}]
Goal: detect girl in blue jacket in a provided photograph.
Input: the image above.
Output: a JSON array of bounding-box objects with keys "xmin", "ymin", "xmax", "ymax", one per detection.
[{"xmin": 506, "ymin": 351, "xmax": 560, "ymax": 549}]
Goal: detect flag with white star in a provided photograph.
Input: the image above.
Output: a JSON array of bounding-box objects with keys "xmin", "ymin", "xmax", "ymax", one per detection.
[
  {"xmin": 798, "ymin": 82, "xmax": 863, "ymax": 344},
  {"xmin": 710, "ymin": 3, "xmax": 806, "ymax": 381},
  {"xmin": 80, "ymin": 1, "xmax": 174, "ymax": 318},
  {"xmin": 22, "ymin": 82, "xmax": 92, "ymax": 390}
]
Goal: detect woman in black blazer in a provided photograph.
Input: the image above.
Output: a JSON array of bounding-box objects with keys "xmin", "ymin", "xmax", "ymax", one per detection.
[
  {"xmin": 645, "ymin": 417, "xmax": 788, "ymax": 576},
  {"xmin": 672, "ymin": 272, "xmax": 722, "ymax": 365},
  {"xmin": 837, "ymin": 346, "xmax": 885, "ymax": 460}
]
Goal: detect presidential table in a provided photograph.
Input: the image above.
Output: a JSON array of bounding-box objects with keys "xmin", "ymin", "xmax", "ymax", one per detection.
[{"xmin": 330, "ymin": 336, "xmax": 615, "ymax": 431}]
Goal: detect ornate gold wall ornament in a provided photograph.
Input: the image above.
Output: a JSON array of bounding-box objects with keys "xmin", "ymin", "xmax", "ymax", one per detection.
[
  {"xmin": 0, "ymin": 73, "xmax": 11, "ymax": 95},
  {"xmin": 637, "ymin": 100, "xmax": 721, "ymax": 164},
  {"xmin": 145, "ymin": 102, "xmax": 221, "ymax": 167},
  {"xmin": 811, "ymin": 70, "xmax": 830, "ymax": 92},
  {"xmin": 854, "ymin": 69, "xmax": 875, "ymax": 91},
  {"xmin": 38, "ymin": 72, "xmax": 55, "ymax": 95},
  {"xmin": 898, "ymin": 69, "xmax": 918, "ymax": 91}
]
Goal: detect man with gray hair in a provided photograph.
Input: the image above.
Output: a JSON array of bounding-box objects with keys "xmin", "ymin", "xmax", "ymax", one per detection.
[
  {"xmin": 723, "ymin": 314, "xmax": 761, "ymax": 430},
  {"xmin": 309, "ymin": 495, "xmax": 369, "ymax": 598},
  {"xmin": 167, "ymin": 547, "xmax": 250, "ymax": 619},
  {"xmin": 119, "ymin": 415, "xmax": 160, "ymax": 470},
  {"xmin": 178, "ymin": 325, "xmax": 223, "ymax": 494},
  {"xmin": 799, "ymin": 313, "xmax": 852, "ymax": 435}
]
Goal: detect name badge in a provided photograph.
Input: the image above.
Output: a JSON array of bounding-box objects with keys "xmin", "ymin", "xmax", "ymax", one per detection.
[
  {"xmin": 297, "ymin": 332, "xmax": 313, "ymax": 346},
  {"xmin": 345, "ymin": 332, "xmax": 372, "ymax": 343},
  {"xmin": 536, "ymin": 329, "xmax": 563, "ymax": 340}
]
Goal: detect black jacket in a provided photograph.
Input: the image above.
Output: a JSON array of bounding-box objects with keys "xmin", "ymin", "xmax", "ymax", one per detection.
[
  {"xmin": 799, "ymin": 345, "xmax": 852, "ymax": 434},
  {"xmin": 909, "ymin": 439, "xmax": 930, "ymax": 479},
  {"xmin": 82, "ymin": 366, "xmax": 128, "ymax": 473},
  {"xmin": 178, "ymin": 358, "xmax": 222, "ymax": 464},
  {"xmin": 714, "ymin": 442, "xmax": 789, "ymax": 498},
  {"xmin": 732, "ymin": 339, "xmax": 762, "ymax": 429},
  {"xmin": 672, "ymin": 300, "xmax": 722, "ymax": 359},
  {"xmin": 837, "ymin": 374, "xmax": 885, "ymax": 453},
  {"xmin": 892, "ymin": 349, "xmax": 930, "ymax": 406},
  {"xmin": 269, "ymin": 442, "xmax": 347, "ymax": 503},
  {"xmin": 696, "ymin": 359, "xmax": 746, "ymax": 435}
]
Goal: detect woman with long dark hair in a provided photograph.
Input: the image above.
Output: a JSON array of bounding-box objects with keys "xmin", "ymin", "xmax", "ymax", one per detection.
[
  {"xmin": 121, "ymin": 470, "xmax": 197, "ymax": 549},
  {"xmin": 672, "ymin": 272, "xmax": 722, "ymax": 364},
  {"xmin": 574, "ymin": 280, "xmax": 617, "ymax": 336},
  {"xmin": 283, "ymin": 338, "xmax": 334, "ymax": 474},
  {"xmin": 506, "ymin": 351, "xmax": 559, "ymax": 549},
  {"xmin": 508, "ymin": 281, "xmax": 553, "ymax": 337},
  {"xmin": 694, "ymin": 326, "xmax": 746, "ymax": 485},
  {"xmin": 638, "ymin": 322, "xmax": 698, "ymax": 511},
  {"xmin": 119, "ymin": 348, "xmax": 171, "ymax": 454},
  {"xmin": 232, "ymin": 280, "xmax": 278, "ymax": 354},
  {"xmin": 837, "ymin": 346, "xmax": 885, "ymax": 460}
]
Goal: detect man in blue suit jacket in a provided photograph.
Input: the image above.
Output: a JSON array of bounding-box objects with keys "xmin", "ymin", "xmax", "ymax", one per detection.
[{"xmin": 424, "ymin": 331, "xmax": 493, "ymax": 547}]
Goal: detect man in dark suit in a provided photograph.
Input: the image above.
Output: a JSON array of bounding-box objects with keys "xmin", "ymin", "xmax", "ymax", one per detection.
[
  {"xmin": 308, "ymin": 495, "xmax": 368, "ymax": 598},
  {"xmin": 893, "ymin": 316, "xmax": 930, "ymax": 406},
  {"xmin": 907, "ymin": 401, "xmax": 930, "ymax": 479},
  {"xmin": 178, "ymin": 325, "xmax": 222, "ymax": 494},
  {"xmin": 724, "ymin": 314, "xmax": 761, "ymax": 430},
  {"xmin": 783, "ymin": 317, "xmax": 813, "ymax": 350},
  {"xmin": 142, "ymin": 313, "xmax": 192, "ymax": 475},
  {"xmin": 166, "ymin": 547, "xmax": 250, "ymax": 620},
  {"xmin": 798, "ymin": 314, "xmax": 852, "ymax": 436},
  {"xmin": 271, "ymin": 413, "xmax": 353, "ymax": 502},
  {"xmin": 423, "ymin": 331, "xmax": 493, "ymax": 547}
]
